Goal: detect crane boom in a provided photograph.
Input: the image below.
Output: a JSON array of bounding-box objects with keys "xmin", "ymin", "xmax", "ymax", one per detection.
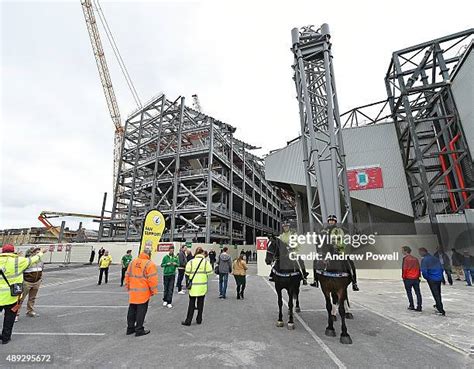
[
  {"xmin": 81, "ymin": 0, "xmax": 122, "ymax": 132},
  {"xmin": 81, "ymin": 0, "xmax": 123, "ymax": 196}
]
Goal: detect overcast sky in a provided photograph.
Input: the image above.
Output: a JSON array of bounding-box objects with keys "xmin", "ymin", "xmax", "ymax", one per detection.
[{"xmin": 1, "ymin": 0, "xmax": 472, "ymax": 230}]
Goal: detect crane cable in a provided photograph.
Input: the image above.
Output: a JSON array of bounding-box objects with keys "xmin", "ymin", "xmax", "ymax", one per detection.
[{"xmin": 92, "ymin": 0, "xmax": 142, "ymax": 109}]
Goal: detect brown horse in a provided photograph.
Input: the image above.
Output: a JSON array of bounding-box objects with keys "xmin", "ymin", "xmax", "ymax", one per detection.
[{"xmin": 315, "ymin": 242, "xmax": 353, "ymax": 344}]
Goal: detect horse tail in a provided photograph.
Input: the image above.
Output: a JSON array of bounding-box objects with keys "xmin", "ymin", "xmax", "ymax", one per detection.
[{"xmin": 346, "ymin": 295, "xmax": 351, "ymax": 309}]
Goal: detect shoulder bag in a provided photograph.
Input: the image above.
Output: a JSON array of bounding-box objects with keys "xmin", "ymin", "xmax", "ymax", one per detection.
[
  {"xmin": 0, "ymin": 268, "xmax": 23, "ymax": 296},
  {"xmin": 186, "ymin": 258, "xmax": 204, "ymax": 290}
]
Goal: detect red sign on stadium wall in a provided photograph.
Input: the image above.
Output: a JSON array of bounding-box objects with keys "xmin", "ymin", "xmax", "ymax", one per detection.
[
  {"xmin": 347, "ymin": 166, "xmax": 383, "ymax": 191},
  {"xmin": 256, "ymin": 237, "xmax": 269, "ymax": 250},
  {"xmin": 157, "ymin": 243, "xmax": 174, "ymax": 252}
]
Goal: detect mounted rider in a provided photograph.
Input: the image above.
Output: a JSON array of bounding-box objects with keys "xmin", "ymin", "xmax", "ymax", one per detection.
[
  {"xmin": 269, "ymin": 222, "xmax": 309, "ymax": 285},
  {"xmin": 311, "ymin": 215, "xmax": 359, "ymax": 291}
]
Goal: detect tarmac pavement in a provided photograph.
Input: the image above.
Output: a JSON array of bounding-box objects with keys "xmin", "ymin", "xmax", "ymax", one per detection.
[{"xmin": 2, "ymin": 264, "xmax": 473, "ymax": 369}]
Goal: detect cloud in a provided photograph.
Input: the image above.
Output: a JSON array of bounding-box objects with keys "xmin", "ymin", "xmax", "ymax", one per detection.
[{"xmin": 1, "ymin": 0, "xmax": 473, "ymax": 229}]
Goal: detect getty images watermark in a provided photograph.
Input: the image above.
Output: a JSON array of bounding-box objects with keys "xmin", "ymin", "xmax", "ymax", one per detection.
[{"xmin": 286, "ymin": 232, "xmax": 400, "ymax": 262}]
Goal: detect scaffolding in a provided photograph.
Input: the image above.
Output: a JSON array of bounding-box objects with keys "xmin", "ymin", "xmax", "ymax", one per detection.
[
  {"xmin": 385, "ymin": 29, "xmax": 474, "ymax": 224},
  {"xmin": 291, "ymin": 23, "xmax": 353, "ymax": 231},
  {"xmin": 99, "ymin": 94, "xmax": 282, "ymax": 243}
]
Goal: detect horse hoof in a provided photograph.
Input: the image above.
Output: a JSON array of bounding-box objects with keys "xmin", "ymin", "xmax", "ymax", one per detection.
[
  {"xmin": 325, "ymin": 328, "xmax": 336, "ymax": 337},
  {"xmin": 340, "ymin": 335, "xmax": 352, "ymax": 344},
  {"xmin": 287, "ymin": 323, "xmax": 295, "ymax": 330},
  {"xmin": 276, "ymin": 321, "xmax": 284, "ymax": 328},
  {"xmin": 345, "ymin": 313, "xmax": 354, "ymax": 319},
  {"xmin": 331, "ymin": 315, "xmax": 337, "ymax": 322},
  {"xmin": 295, "ymin": 307, "xmax": 301, "ymax": 313}
]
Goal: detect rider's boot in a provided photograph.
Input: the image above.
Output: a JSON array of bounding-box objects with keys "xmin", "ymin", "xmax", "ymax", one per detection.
[{"xmin": 269, "ymin": 270, "xmax": 275, "ymax": 282}]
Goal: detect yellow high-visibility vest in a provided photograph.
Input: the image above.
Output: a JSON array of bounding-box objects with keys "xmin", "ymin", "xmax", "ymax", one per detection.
[
  {"xmin": 0, "ymin": 252, "xmax": 43, "ymax": 306},
  {"xmin": 185, "ymin": 255, "xmax": 213, "ymax": 297}
]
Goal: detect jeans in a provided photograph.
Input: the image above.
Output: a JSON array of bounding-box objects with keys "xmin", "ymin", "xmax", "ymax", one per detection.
[
  {"xmin": 184, "ymin": 295, "xmax": 205, "ymax": 324},
  {"xmin": 219, "ymin": 273, "xmax": 229, "ymax": 297},
  {"xmin": 163, "ymin": 275, "xmax": 175, "ymax": 304},
  {"xmin": 442, "ymin": 267, "xmax": 453, "ymax": 285},
  {"xmin": 464, "ymin": 268, "xmax": 473, "ymax": 286},
  {"xmin": 127, "ymin": 301, "xmax": 149, "ymax": 333},
  {"xmin": 0, "ymin": 303, "xmax": 17, "ymax": 342},
  {"xmin": 176, "ymin": 269, "xmax": 185, "ymax": 292},
  {"xmin": 121, "ymin": 268, "xmax": 127, "ymax": 286},
  {"xmin": 403, "ymin": 279, "xmax": 422, "ymax": 309},
  {"xmin": 98, "ymin": 267, "xmax": 109, "ymax": 285},
  {"xmin": 427, "ymin": 280, "xmax": 444, "ymax": 313}
]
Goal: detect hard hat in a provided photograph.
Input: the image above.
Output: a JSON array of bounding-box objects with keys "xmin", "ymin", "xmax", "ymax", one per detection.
[{"xmin": 327, "ymin": 215, "xmax": 337, "ymax": 222}]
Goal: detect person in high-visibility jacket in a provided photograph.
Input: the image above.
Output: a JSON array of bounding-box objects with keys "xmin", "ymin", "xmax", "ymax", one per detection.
[
  {"xmin": 98, "ymin": 250, "xmax": 112, "ymax": 285},
  {"xmin": 0, "ymin": 244, "xmax": 48, "ymax": 345},
  {"xmin": 124, "ymin": 248, "xmax": 158, "ymax": 336},
  {"xmin": 181, "ymin": 247, "xmax": 213, "ymax": 326}
]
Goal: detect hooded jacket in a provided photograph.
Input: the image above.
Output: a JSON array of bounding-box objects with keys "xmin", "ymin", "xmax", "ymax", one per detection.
[{"xmin": 218, "ymin": 253, "xmax": 232, "ymax": 274}]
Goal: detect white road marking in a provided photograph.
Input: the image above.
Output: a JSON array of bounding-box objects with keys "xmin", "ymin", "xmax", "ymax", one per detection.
[
  {"xmin": 298, "ymin": 308, "xmax": 364, "ymax": 312},
  {"xmin": 71, "ymin": 291, "xmax": 127, "ymax": 294},
  {"xmin": 14, "ymin": 332, "xmax": 105, "ymax": 336},
  {"xmin": 35, "ymin": 305, "xmax": 128, "ymax": 308},
  {"xmin": 262, "ymin": 277, "xmax": 346, "ymax": 369},
  {"xmin": 352, "ymin": 301, "xmax": 469, "ymax": 355}
]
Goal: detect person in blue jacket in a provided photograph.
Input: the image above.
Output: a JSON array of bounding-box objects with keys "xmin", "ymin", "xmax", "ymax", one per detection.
[{"xmin": 418, "ymin": 247, "xmax": 445, "ymax": 316}]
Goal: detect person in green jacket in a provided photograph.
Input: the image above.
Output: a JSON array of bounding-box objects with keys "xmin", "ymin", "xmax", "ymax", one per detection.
[
  {"xmin": 161, "ymin": 246, "xmax": 179, "ymax": 308},
  {"xmin": 0, "ymin": 244, "xmax": 47, "ymax": 344},
  {"xmin": 182, "ymin": 247, "xmax": 213, "ymax": 326},
  {"xmin": 120, "ymin": 250, "xmax": 133, "ymax": 287}
]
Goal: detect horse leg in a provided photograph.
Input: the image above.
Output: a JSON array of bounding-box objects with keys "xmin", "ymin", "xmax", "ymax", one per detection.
[
  {"xmin": 276, "ymin": 285, "xmax": 284, "ymax": 327},
  {"xmin": 338, "ymin": 290, "xmax": 352, "ymax": 344},
  {"xmin": 324, "ymin": 292, "xmax": 336, "ymax": 337},
  {"xmin": 331, "ymin": 291, "xmax": 338, "ymax": 322},
  {"xmin": 295, "ymin": 284, "xmax": 301, "ymax": 313},
  {"xmin": 345, "ymin": 299, "xmax": 354, "ymax": 319},
  {"xmin": 287, "ymin": 288, "xmax": 295, "ymax": 330}
]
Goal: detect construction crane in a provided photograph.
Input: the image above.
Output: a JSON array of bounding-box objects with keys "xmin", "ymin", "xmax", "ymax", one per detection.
[
  {"xmin": 38, "ymin": 211, "xmax": 109, "ymax": 241},
  {"xmin": 80, "ymin": 0, "xmax": 141, "ymax": 196}
]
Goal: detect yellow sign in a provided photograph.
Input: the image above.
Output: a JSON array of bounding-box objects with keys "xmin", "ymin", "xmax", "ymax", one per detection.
[{"xmin": 139, "ymin": 210, "xmax": 165, "ymax": 256}]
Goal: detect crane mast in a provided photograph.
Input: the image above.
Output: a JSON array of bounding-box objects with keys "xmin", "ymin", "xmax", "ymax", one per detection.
[{"xmin": 80, "ymin": 0, "xmax": 123, "ymax": 195}]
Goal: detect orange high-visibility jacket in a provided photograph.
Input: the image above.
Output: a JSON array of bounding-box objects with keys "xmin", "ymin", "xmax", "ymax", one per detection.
[{"xmin": 124, "ymin": 253, "xmax": 158, "ymax": 304}]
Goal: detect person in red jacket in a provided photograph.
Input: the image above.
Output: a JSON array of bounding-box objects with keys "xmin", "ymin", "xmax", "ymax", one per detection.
[{"xmin": 401, "ymin": 246, "xmax": 422, "ymax": 311}]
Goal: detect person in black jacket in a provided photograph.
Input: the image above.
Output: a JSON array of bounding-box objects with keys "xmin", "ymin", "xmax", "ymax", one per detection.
[
  {"xmin": 434, "ymin": 247, "xmax": 453, "ymax": 285},
  {"xmin": 208, "ymin": 250, "xmax": 216, "ymax": 269},
  {"xmin": 451, "ymin": 248, "xmax": 464, "ymax": 281},
  {"xmin": 176, "ymin": 246, "xmax": 187, "ymax": 294},
  {"xmin": 97, "ymin": 247, "xmax": 105, "ymax": 265}
]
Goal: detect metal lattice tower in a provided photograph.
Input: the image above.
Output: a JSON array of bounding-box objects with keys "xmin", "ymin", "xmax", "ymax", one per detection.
[
  {"xmin": 100, "ymin": 94, "xmax": 282, "ymax": 243},
  {"xmin": 385, "ymin": 29, "xmax": 474, "ymax": 225},
  {"xmin": 291, "ymin": 24, "xmax": 353, "ymax": 231}
]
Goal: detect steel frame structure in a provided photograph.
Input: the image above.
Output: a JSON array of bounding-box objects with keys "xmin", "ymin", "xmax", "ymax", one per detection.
[
  {"xmin": 291, "ymin": 24, "xmax": 353, "ymax": 231},
  {"xmin": 385, "ymin": 29, "xmax": 474, "ymax": 223},
  {"xmin": 100, "ymin": 94, "xmax": 281, "ymax": 243},
  {"xmin": 341, "ymin": 99, "xmax": 392, "ymax": 128}
]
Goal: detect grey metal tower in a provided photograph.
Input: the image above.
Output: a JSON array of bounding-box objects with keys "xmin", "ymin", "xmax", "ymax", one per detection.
[
  {"xmin": 291, "ymin": 24, "xmax": 353, "ymax": 231},
  {"xmin": 385, "ymin": 29, "xmax": 474, "ymax": 225}
]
